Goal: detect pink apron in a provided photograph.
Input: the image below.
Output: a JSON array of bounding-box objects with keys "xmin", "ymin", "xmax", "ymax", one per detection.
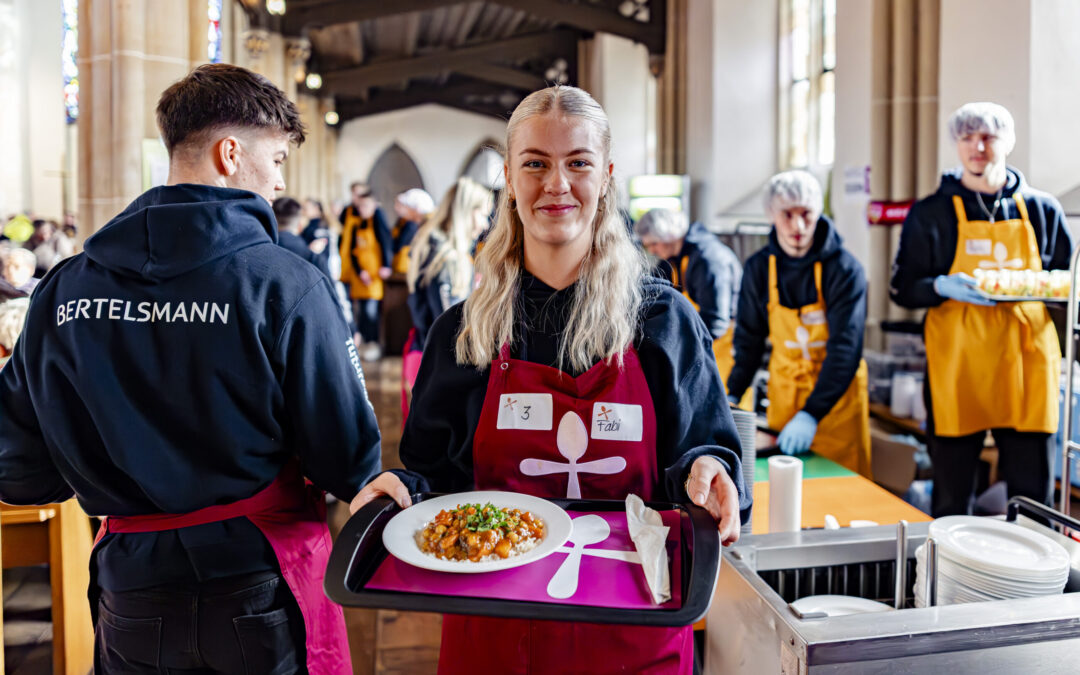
[
  {"xmin": 401, "ymin": 327, "xmax": 423, "ymax": 424},
  {"xmin": 93, "ymin": 461, "xmax": 351, "ymax": 675},
  {"xmin": 438, "ymin": 345, "xmax": 692, "ymax": 675}
]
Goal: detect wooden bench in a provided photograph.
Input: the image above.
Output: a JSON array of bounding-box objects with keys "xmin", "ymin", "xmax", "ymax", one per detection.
[{"xmin": 1, "ymin": 500, "xmax": 94, "ymax": 675}]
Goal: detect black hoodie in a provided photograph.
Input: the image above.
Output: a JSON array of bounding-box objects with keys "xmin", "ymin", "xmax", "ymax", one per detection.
[
  {"xmin": 0, "ymin": 184, "xmax": 382, "ymax": 591},
  {"xmin": 665, "ymin": 221, "xmax": 742, "ymax": 340},
  {"xmin": 727, "ymin": 216, "xmax": 867, "ymax": 422},
  {"xmin": 890, "ymin": 167, "xmax": 1072, "ymax": 309},
  {"xmin": 394, "ymin": 273, "xmax": 752, "ymax": 524}
]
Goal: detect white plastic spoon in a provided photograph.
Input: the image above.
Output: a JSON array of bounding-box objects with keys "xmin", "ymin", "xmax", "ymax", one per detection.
[{"xmin": 547, "ymin": 514, "xmax": 610, "ymax": 599}]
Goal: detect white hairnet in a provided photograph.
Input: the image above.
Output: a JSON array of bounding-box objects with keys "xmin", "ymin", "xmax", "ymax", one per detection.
[
  {"xmin": 762, "ymin": 170, "xmax": 823, "ymax": 217},
  {"xmin": 397, "ymin": 188, "xmax": 435, "ymax": 215},
  {"xmin": 947, "ymin": 102, "xmax": 1016, "ymax": 154},
  {"xmin": 633, "ymin": 208, "xmax": 690, "ymax": 243}
]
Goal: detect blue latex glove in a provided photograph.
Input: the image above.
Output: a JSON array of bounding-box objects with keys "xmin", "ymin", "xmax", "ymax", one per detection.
[
  {"xmin": 777, "ymin": 411, "xmax": 818, "ymax": 455},
  {"xmin": 933, "ymin": 273, "xmax": 996, "ymax": 306}
]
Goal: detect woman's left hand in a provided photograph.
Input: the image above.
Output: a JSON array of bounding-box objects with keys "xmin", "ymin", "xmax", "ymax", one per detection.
[{"xmin": 685, "ymin": 456, "xmax": 742, "ymax": 546}]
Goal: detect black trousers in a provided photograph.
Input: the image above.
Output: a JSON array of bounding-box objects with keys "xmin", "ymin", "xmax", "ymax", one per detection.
[
  {"xmin": 926, "ymin": 383, "xmax": 1054, "ymax": 517},
  {"xmin": 353, "ymin": 298, "xmax": 380, "ymax": 343},
  {"xmin": 95, "ymin": 571, "xmax": 306, "ymax": 674}
]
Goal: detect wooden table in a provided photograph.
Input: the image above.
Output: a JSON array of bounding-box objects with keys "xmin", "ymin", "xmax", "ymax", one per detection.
[
  {"xmin": 1, "ymin": 500, "xmax": 94, "ymax": 675},
  {"xmin": 751, "ymin": 474, "xmax": 931, "ymax": 534}
]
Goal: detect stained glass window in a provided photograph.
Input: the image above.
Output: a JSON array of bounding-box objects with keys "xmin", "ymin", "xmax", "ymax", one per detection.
[
  {"xmin": 62, "ymin": 0, "xmax": 78, "ymax": 124},
  {"xmin": 208, "ymin": 0, "xmax": 222, "ymax": 63}
]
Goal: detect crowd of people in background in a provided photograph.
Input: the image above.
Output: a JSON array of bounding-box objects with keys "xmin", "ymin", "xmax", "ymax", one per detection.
[{"xmin": 0, "ymin": 213, "xmax": 77, "ymax": 371}]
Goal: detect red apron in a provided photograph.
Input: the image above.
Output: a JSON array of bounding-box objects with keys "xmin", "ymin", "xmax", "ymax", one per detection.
[
  {"xmin": 438, "ymin": 345, "xmax": 692, "ymax": 675},
  {"xmin": 92, "ymin": 461, "xmax": 351, "ymax": 675}
]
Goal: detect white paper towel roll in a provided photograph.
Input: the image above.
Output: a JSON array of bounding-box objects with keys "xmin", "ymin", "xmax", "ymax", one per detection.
[{"xmin": 768, "ymin": 455, "xmax": 803, "ymax": 533}]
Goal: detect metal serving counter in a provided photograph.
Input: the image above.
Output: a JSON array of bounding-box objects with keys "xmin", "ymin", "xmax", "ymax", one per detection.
[{"xmin": 705, "ymin": 510, "xmax": 1080, "ymax": 674}]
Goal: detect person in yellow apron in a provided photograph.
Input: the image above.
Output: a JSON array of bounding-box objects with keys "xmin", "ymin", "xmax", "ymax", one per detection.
[
  {"xmin": 339, "ymin": 182, "xmax": 393, "ymax": 360},
  {"xmin": 634, "ymin": 208, "xmax": 747, "ymax": 403},
  {"xmin": 391, "ymin": 188, "xmax": 435, "ymax": 276},
  {"xmin": 727, "ymin": 170, "xmax": 872, "ymax": 477},
  {"xmin": 891, "ymin": 102, "xmax": 1072, "ymax": 516}
]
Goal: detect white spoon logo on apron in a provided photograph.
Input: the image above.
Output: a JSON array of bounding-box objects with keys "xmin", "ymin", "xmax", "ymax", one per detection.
[
  {"xmin": 546, "ymin": 514, "xmax": 642, "ymax": 599},
  {"xmin": 977, "ymin": 242, "xmax": 1023, "ymax": 270},
  {"xmin": 785, "ymin": 325, "xmax": 826, "ymax": 361},
  {"xmin": 519, "ymin": 412, "xmax": 627, "ymax": 498}
]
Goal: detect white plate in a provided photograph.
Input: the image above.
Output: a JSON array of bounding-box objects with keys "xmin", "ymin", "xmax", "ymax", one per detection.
[
  {"xmin": 928, "ymin": 516, "xmax": 1071, "ymax": 578},
  {"xmin": 790, "ymin": 595, "xmax": 894, "ymax": 617},
  {"xmin": 382, "ymin": 491, "xmax": 573, "ymax": 574}
]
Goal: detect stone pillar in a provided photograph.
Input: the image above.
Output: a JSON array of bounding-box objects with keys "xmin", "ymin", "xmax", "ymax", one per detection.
[{"xmin": 78, "ymin": 0, "xmax": 201, "ymax": 237}]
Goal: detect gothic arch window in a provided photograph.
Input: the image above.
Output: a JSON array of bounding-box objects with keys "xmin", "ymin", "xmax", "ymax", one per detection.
[
  {"xmin": 367, "ymin": 143, "xmax": 424, "ymax": 213},
  {"xmin": 460, "ymin": 139, "xmax": 506, "ymax": 190}
]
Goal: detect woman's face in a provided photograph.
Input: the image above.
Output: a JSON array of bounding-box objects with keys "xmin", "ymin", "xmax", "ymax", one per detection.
[
  {"xmin": 772, "ymin": 205, "xmax": 818, "ymax": 258},
  {"xmin": 505, "ymin": 113, "xmax": 612, "ymax": 255}
]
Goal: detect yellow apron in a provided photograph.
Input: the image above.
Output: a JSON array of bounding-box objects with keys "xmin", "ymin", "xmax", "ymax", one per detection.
[
  {"xmin": 924, "ymin": 195, "xmax": 1059, "ymax": 437},
  {"xmin": 339, "ymin": 207, "xmax": 384, "ymax": 301},
  {"xmin": 765, "ymin": 256, "xmax": 872, "ymax": 477},
  {"xmin": 671, "ymin": 256, "xmax": 752, "ymax": 409},
  {"xmin": 391, "ymin": 219, "xmax": 411, "ymax": 275}
]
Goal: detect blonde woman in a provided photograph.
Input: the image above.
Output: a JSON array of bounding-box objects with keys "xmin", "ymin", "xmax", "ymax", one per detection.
[
  {"xmin": 354, "ymin": 86, "xmax": 748, "ymax": 674},
  {"xmin": 401, "ymin": 177, "xmax": 492, "ymax": 419}
]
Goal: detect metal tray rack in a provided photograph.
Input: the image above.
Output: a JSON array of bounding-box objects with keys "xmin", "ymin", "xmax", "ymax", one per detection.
[
  {"xmin": 1062, "ymin": 244, "xmax": 1080, "ymax": 516},
  {"xmin": 324, "ymin": 494, "xmax": 720, "ymax": 626}
]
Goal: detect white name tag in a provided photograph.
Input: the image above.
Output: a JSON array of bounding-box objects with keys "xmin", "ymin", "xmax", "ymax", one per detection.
[
  {"xmin": 965, "ymin": 239, "xmax": 992, "ymax": 256},
  {"xmin": 496, "ymin": 394, "xmax": 553, "ymax": 430},
  {"xmin": 591, "ymin": 402, "xmax": 644, "ymax": 442}
]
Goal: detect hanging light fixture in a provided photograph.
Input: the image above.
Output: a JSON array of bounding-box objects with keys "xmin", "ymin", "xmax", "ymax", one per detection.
[
  {"xmin": 266, "ymin": 0, "xmax": 286, "ymax": 16},
  {"xmin": 305, "ymin": 72, "xmax": 323, "ymax": 90},
  {"xmin": 325, "ymin": 110, "xmax": 339, "ymax": 126}
]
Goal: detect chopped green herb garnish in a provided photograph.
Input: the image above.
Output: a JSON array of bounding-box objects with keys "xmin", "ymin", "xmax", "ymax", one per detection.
[{"xmin": 456, "ymin": 502, "xmax": 521, "ymax": 533}]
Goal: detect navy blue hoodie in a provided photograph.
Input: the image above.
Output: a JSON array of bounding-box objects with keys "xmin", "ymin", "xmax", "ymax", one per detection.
[
  {"xmin": 0, "ymin": 184, "xmax": 382, "ymax": 591},
  {"xmin": 665, "ymin": 221, "xmax": 742, "ymax": 340},
  {"xmin": 727, "ymin": 217, "xmax": 867, "ymax": 422},
  {"xmin": 891, "ymin": 167, "xmax": 1072, "ymax": 308}
]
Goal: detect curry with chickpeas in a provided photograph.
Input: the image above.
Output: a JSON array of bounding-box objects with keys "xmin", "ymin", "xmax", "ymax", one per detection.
[{"xmin": 418, "ymin": 503, "xmax": 546, "ymax": 562}]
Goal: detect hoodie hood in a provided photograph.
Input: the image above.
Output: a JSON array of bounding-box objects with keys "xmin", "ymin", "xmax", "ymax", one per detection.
[
  {"xmin": 767, "ymin": 214, "xmax": 844, "ymax": 267},
  {"xmin": 84, "ymin": 184, "xmax": 277, "ymax": 281},
  {"xmin": 938, "ymin": 165, "xmax": 1025, "ymax": 198}
]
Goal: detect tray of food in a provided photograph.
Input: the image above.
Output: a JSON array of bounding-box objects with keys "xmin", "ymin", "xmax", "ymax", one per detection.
[
  {"xmin": 324, "ymin": 491, "xmax": 721, "ymax": 626},
  {"xmin": 974, "ymin": 268, "xmax": 1072, "ymax": 302}
]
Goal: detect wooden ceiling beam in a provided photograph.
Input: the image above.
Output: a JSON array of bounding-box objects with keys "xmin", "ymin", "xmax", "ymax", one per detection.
[
  {"xmin": 322, "ymin": 29, "xmax": 578, "ymax": 94},
  {"xmin": 337, "ymin": 82, "xmax": 519, "ymax": 121},
  {"xmin": 455, "ymin": 63, "xmax": 545, "ymax": 91},
  {"xmin": 488, "ymin": 0, "xmax": 665, "ymax": 54},
  {"xmin": 282, "ymin": 0, "xmax": 467, "ymax": 35}
]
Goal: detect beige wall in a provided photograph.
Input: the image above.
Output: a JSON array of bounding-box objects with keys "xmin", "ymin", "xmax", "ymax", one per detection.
[
  {"xmin": 938, "ymin": 0, "xmax": 1032, "ymax": 178},
  {"xmin": 582, "ymin": 33, "xmax": 655, "ymax": 199},
  {"xmin": 685, "ymin": 0, "xmax": 779, "ymax": 230},
  {"xmin": 1030, "ymin": 0, "xmax": 1080, "ymax": 197}
]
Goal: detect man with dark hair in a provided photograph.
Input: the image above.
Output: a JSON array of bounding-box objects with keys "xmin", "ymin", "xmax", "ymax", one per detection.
[
  {"xmin": 0, "ymin": 63, "xmax": 379, "ymax": 674},
  {"xmin": 339, "ymin": 182, "xmax": 392, "ymax": 360},
  {"xmin": 274, "ymin": 196, "xmax": 332, "ymax": 280}
]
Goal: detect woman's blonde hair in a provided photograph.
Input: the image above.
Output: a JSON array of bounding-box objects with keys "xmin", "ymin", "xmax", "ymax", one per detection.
[
  {"xmin": 407, "ymin": 176, "xmax": 492, "ymax": 297},
  {"xmin": 455, "ymin": 85, "xmax": 649, "ymax": 373}
]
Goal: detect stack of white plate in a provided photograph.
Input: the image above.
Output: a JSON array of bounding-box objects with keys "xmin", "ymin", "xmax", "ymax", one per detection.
[{"xmin": 913, "ymin": 516, "xmax": 1070, "ymax": 607}]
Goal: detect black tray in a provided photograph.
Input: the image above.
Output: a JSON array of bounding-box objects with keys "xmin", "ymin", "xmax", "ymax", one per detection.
[{"xmin": 324, "ymin": 494, "xmax": 720, "ymax": 627}]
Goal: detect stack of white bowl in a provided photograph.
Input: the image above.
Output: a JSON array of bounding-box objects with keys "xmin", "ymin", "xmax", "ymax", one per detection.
[{"xmin": 913, "ymin": 515, "xmax": 1070, "ymax": 607}]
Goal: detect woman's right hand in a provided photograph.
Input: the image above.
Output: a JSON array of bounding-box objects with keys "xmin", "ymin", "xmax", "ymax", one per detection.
[{"xmin": 350, "ymin": 472, "xmax": 412, "ymax": 514}]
